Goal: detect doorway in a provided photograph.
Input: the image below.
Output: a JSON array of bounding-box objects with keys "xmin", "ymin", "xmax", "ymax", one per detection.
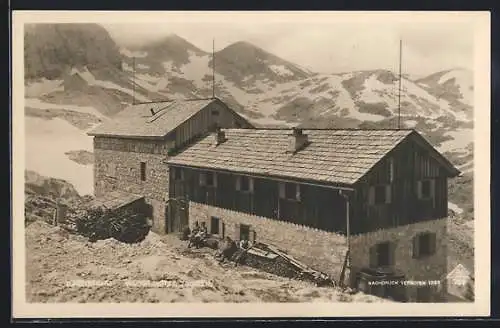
[{"xmin": 168, "ymin": 198, "xmax": 189, "ymax": 233}]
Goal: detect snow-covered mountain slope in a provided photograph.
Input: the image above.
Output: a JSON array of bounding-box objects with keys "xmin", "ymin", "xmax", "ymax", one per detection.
[{"xmin": 416, "ymin": 68, "xmax": 473, "ymax": 107}]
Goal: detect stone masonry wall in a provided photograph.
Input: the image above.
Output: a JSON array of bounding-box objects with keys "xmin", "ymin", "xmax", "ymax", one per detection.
[
  {"xmin": 350, "ymin": 217, "xmax": 448, "ymax": 302},
  {"xmin": 189, "ymin": 201, "xmax": 348, "ymax": 280},
  {"xmin": 93, "ymin": 137, "xmax": 169, "ymax": 234}
]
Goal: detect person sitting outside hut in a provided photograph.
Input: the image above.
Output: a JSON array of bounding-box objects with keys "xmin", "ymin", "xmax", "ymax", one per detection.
[
  {"xmin": 233, "ymin": 236, "xmax": 254, "ymax": 266},
  {"xmin": 188, "ymin": 221, "xmax": 200, "ymax": 248},
  {"xmin": 191, "ymin": 221, "xmax": 208, "ymax": 249},
  {"xmin": 239, "ymin": 238, "xmax": 252, "ymax": 250}
]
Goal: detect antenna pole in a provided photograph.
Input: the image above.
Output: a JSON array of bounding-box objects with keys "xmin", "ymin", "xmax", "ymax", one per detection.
[
  {"xmin": 397, "ymin": 39, "xmax": 402, "ymax": 129},
  {"xmin": 212, "ymin": 39, "xmax": 215, "ymax": 99},
  {"xmin": 132, "ymin": 56, "xmax": 136, "ymax": 105}
]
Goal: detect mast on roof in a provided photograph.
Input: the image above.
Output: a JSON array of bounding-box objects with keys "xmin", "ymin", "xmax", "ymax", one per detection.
[
  {"xmin": 397, "ymin": 39, "xmax": 402, "ymax": 129},
  {"xmin": 132, "ymin": 56, "xmax": 136, "ymax": 105},
  {"xmin": 212, "ymin": 39, "xmax": 216, "ymax": 99}
]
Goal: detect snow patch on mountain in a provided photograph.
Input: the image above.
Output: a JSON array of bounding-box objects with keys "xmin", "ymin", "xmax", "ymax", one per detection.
[
  {"xmin": 25, "ymin": 116, "xmax": 94, "ymax": 196},
  {"xmin": 25, "ymin": 79, "xmax": 64, "ymax": 98},
  {"xmin": 70, "ymin": 67, "xmax": 150, "ymax": 102},
  {"xmin": 120, "ymin": 48, "xmax": 148, "ymax": 58},
  {"xmin": 438, "ymin": 69, "xmax": 473, "ymax": 106},
  {"xmin": 439, "ymin": 128, "xmax": 473, "ymax": 152},
  {"xmin": 180, "ymin": 51, "xmax": 212, "ymax": 89},
  {"xmin": 269, "ymin": 64, "xmax": 295, "ymax": 77},
  {"xmin": 405, "ymin": 119, "xmax": 419, "ymax": 128},
  {"xmin": 25, "ymin": 98, "xmax": 105, "ymax": 119},
  {"xmin": 349, "ymin": 108, "xmax": 387, "ymax": 122}
]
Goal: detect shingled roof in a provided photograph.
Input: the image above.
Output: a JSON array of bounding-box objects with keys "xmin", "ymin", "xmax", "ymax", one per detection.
[
  {"xmin": 87, "ymin": 98, "xmax": 219, "ymax": 139},
  {"xmin": 167, "ymin": 129, "xmax": 459, "ymax": 186}
]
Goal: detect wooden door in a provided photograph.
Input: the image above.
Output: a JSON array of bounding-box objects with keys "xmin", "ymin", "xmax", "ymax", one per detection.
[{"xmin": 169, "ymin": 199, "xmax": 189, "ymax": 233}]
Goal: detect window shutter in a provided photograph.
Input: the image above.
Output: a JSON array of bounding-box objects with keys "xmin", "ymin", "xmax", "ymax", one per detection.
[
  {"xmin": 213, "ymin": 173, "xmax": 218, "ymax": 188},
  {"xmin": 417, "ymin": 181, "xmax": 422, "ymax": 199},
  {"xmin": 235, "ymin": 176, "xmax": 241, "ymax": 191},
  {"xmin": 279, "ymin": 183, "xmax": 285, "ymax": 199},
  {"xmin": 199, "ymin": 173, "xmax": 206, "ymax": 186},
  {"xmin": 369, "ymin": 245, "xmax": 378, "ymax": 268},
  {"xmin": 233, "ymin": 223, "xmax": 240, "ymax": 241},
  {"xmin": 251, "ymin": 229, "xmax": 257, "ymax": 243},
  {"xmin": 412, "ymin": 235, "xmax": 420, "ymax": 258},
  {"xmin": 388, "ymin": 158, "xmax": 394, "ymax": 183},
  {"xmin": 385, "ymin": 185, "xmax": 392, "ymax": 204},
  {"xmin": 368, "ymin": 186, "xmax": 375, "ymax": 205},
  {"xmin": 389, "ymin": 242, "xmax": 396, "ymax": 266},
  {"xmin": 429, "ymin": 233, "xmax": 437, "ymax": 255},
  {"xmin": 430, "ymin": 179, "xmax": 436, "ymax": 208},
  {"xmin": 296, "ymin": 184, "xmax": 301, "ymax": 201},
  {"xmin": 249, "ymin": 177, "xmax": 254, "ymax": 193}
]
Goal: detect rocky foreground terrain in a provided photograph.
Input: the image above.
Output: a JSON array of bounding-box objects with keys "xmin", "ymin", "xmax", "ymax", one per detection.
[{"xmin": 26, "ymin": 220, "xmax": 389, "ymax": 303}]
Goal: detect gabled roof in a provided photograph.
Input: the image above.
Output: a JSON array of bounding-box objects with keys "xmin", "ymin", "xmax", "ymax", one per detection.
[
  {"xmin": 87, "ymin": 98, "xmax": 221, "ymax": 139},
  {"xmin": 167, "ymin": 128, "xmax": 460, "ymax": 186}
]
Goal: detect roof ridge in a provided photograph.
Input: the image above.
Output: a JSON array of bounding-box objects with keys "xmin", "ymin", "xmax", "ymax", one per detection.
[
  {"xmin": 132, "ymin": 97, "xmax": 215, "ymax": 105},
  {"xmin": 221, "ymin": 127, "xmax": 415, "ymax": 132}
]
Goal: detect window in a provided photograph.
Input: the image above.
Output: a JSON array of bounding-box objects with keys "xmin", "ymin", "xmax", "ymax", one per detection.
[
  {"xmin": 206, "ymin": 172, "xmax": 215, "ymax": 186},
  {"xmin": 375, "ymin": 185, "xmax": 386, "ymax": 204},
  {"xmin": 388, "ymin": 157, "xmax": 394, "ymax": 183},
  {"xmin": 280, "ymin": 182, "xmax": 300, "ymax": 201},
  {"xmin": 240, "ymin": 224, "xmax": 250, "ymax": 241},
  {"xmin": 369, "ymin": 185, "xmax": 391, "ymax": 205},
  {"xmin": 413, "ymin": 232, "xmax": 437, "ymax": 258},
  {"xmin": 210, "ymin": 217, "xmax": 220, "ymax": 235},
  {"xmin": 140, "ymin": 162, "xmax": 146, "ymax": 181},
  {"xmin": 421, "ymin": 180, "xmax": 431, "ymax": 198},
  {"xmin": 173, "ymin": 167, "xmax": 184, "ymax": 181},
  {"xmin": 236, "ymin": 176, "xmax": 253, "ymax": 193},
  {"xmin": 211, "ymin": 110, "xmax": 219, "ymax": 116},
  {"xmin": 200, "ymin": 171, "xmax": 217, "ymax": 187},
  {"xmin": 370, "ymin": 241, "xmax": 394, "ymax": 267}
]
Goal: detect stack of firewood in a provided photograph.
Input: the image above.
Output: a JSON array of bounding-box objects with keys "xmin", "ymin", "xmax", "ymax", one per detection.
[{"xmin": 238, "ymin": 242, "xmax": 335, "ymax": 286}]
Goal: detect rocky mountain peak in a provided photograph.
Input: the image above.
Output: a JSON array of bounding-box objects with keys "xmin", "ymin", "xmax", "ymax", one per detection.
[{"xmin": 24, "ymin": 23, "xmax": 122, "ymax": 81}]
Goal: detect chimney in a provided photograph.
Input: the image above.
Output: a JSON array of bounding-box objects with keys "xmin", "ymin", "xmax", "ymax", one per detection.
[
  {"xmin": 288, "ymin": 127, "xmax": 309, "ymax": 153},
  {"xmin": 214, "ymin": 127, "xmax": 226, "ymax": 145},
  {"xmin": 150, "ymin": 108, "xmax": 155, "ymax": 116}
]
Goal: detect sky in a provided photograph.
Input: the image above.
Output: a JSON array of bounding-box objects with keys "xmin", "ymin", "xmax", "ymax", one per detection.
[{"xmin": 99, "ymin": 12, "xmax": 474, "ymax": 77}]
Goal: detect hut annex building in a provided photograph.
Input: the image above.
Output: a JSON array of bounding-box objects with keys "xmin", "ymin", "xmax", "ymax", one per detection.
[{"xmin": 88, "ymin": 97, "xmax": 460, "ymax": 302}]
